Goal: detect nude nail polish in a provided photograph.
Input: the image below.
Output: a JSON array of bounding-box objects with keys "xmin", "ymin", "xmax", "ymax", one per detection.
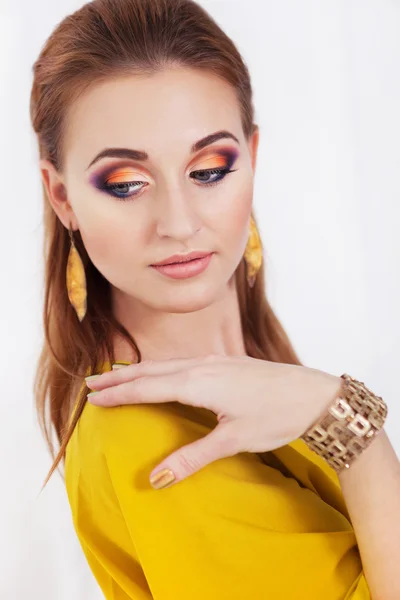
[
  {"xmin": 150, "ymin": 468, "xmax": 176, "ymax": 490},
  {"xmin": 85, "ymin": 374, "xmax": 101, "ymax": 383}
]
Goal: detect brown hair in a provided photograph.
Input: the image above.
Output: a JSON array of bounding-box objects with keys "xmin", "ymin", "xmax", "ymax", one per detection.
[{"xmin": 31, "ymin": 0, "xmax": 303, "ymax": 491}]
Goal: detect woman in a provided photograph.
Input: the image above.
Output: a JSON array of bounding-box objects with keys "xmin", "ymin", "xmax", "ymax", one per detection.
[{"xmin": 32, "ymin": 0, "xmax": 400, "ymax": 598}]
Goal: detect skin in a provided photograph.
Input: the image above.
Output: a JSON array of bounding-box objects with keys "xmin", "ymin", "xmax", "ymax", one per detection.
[
  {"xmin": 40, "ymin": 66, "xmax": 259, "ymax": 361},
  {"xmin": 41, "ymin": 66, "xmax": 400, "ymax": 597}
]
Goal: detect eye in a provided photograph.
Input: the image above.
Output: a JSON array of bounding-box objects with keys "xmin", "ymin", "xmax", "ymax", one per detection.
[
  {"xmin": 102, "ymin": 180, "xmax": 146, "ymax": 200},
  {"xmin": 100, "ymin": 166, "xmax": 237, "ymax": 201},
  {"xmin": 190, "ymin": 167, "xmax": 237, "ymax": 188}
]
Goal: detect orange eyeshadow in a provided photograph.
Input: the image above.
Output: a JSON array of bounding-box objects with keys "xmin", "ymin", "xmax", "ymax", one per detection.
[
  {"xmin": 106, "ymin": 170, "xmax": 139, "ymax": 183},
  {"xmin": 106, "ymin": 156, "xmax": 228, "ymax": 183},
  {"xmin": 89, "ymin": 147, "xmax": 239, "ymax": 195},
  {"xmin": 193, "ymin": 155, "xmax": 229, "ymax": 169}
]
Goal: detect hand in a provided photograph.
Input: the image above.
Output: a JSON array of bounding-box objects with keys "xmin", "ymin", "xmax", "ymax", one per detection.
[{"xmin": 86, "ymin": 354, "xmax": 342, "ymax": 487}]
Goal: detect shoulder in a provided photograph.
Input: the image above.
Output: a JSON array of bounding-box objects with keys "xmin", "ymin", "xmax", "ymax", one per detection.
[{"xmin": 66, "ymin": 398, "xmax": 219, "ymax": 480}]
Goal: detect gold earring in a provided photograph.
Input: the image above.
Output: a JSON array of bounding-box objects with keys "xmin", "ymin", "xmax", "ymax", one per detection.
[
  {"xmin": 244, "ymin": 214, "xmax": 263, "ymax": 288},
  {"xmin": 66, "ymin": 223, "xmax": 87, "ymax": 322}
]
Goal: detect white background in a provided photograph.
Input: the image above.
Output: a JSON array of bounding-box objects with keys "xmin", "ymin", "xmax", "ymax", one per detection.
[{"xmin": 0, "ymin": 0, "xmax": 399, "ymax": 598}]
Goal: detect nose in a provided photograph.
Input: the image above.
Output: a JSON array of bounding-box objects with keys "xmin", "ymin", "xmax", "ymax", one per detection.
[{"xmin": 155, "ymin": 186, "xmax": 201, "ymax": 241}]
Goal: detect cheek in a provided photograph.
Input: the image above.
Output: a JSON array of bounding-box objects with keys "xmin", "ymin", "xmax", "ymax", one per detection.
[
  {"xmin": 213, "ymin": 178, "xmax": 253, "ymax": 253},
  {"xmin": 79, "ymin": 218, "xmax": 145, "ymax": 275},
  {"xmin": 67, "ymin": 179, "xmax": 146, "ymax": 269}
]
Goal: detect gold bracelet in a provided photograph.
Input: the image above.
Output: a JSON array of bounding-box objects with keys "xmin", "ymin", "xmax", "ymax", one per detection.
[{"xmin": 301, "ymin": 373, "xmax": 388, "ymax": 473}]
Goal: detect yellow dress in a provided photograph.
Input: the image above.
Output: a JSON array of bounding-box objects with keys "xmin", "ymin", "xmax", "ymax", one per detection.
[{"xmin": 65, "ymin": 361, "xmax": 371, "ymax": 599}]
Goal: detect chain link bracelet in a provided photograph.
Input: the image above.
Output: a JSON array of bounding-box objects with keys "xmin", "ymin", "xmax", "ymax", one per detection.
[{"xmin": 301, "ymin": 373, "xmax": 388, "ymax": 473}]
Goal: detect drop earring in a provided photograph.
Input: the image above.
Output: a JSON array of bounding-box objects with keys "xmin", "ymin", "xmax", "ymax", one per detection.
[
  {"xmin": 66, "ymin": 222, "xmax": 87, "ymax": 322},
  {"xmin": 244, "ymin": 214, "xmax": 263, "ymax": 288}
]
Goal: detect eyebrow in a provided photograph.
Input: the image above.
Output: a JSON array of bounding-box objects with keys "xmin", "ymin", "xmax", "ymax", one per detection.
[{"xmin": 86, "ymin": 130, "xmax": 240, "ymax": 170}]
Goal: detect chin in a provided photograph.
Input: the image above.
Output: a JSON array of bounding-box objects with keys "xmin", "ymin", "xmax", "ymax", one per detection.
[{"xmin": 148, "ymin": 277, "xmax": 227, "ymax": 313}]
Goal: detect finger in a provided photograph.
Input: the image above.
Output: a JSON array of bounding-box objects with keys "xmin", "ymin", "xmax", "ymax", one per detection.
[
  {"xmin": 148, "ymin": 421, "xmax": 241, "ymax": 489},
  {"xmin": 85, "ymin": 354, "xmax": 223, "ymax": 391},
  {"xmin": 87, "ymin": 371, "xmax": 201, "ymax": 407}
]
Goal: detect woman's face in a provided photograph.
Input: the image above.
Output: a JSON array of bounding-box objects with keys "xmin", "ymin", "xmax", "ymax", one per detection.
[{"xmin": 42, "ymin": 66, "xmax": 259, "ymax": 313}]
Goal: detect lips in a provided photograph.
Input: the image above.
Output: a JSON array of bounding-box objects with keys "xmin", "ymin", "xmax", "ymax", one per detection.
[
  {"xmin": 150, "ymin": 253, "xmax": 214, "ymax": 280},
  {"xmin": 151, "ymin": 251, "xmax": 212, "ymax": 266},
  {"xmin": 166, "ymin": 257, "xmax": 197, "ymax": 265}
]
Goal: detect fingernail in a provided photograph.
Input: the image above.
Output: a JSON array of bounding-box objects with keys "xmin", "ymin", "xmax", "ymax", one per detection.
[
  {"xmin": 112, "ymin": 364, "xmax": 126, "ymax": 370},
  {"xmin": 150, "ymin": 468, "xmax": 176, "ymax": 490},
  {"xmin": 85, "ymin": 374, "xmax": 101, "ymax": 383},
  {"xmin": 87, "ymin": 391, "xmax": 100, "ymax": 398}
]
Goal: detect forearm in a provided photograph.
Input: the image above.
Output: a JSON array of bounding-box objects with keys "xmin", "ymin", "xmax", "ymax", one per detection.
[{"xmin": 338, "ymin": 429, "xmax": 400, "ymax": 600}]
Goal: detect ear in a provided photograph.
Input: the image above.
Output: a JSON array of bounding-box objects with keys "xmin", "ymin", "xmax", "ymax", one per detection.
[
  {"xmin": 248, "ymin": 125, "xmax": 260, "ymax": 174},
  {"xmin": 39, "ymin": 159, "xmax": 77, "ymax": 230}
]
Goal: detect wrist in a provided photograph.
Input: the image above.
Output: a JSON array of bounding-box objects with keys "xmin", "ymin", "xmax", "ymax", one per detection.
[{"xmin": 301, "ymin": 374, "xmax": 388, "ymax": 473}]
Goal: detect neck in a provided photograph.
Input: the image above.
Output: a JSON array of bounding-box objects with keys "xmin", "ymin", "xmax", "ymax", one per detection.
[{"xmin": 110, "ymin": 278, "xmax": 247, "ymax": 363}]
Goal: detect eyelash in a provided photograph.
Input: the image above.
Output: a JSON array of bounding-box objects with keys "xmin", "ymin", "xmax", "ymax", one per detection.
[{"xmin": 102, "ymin": 167, "xmax": 237, "ymax": 201}]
